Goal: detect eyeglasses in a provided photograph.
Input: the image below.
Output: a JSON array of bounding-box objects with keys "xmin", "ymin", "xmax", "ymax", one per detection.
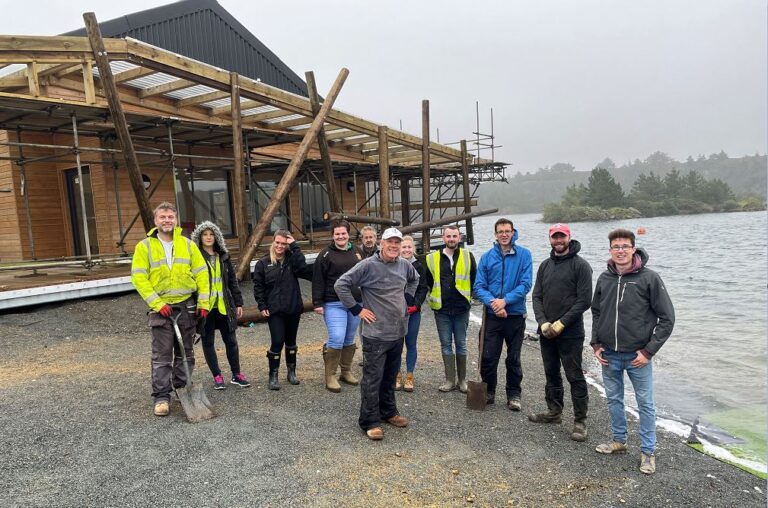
[{"xmin": 610, "ymin": 245, "xmax": 634, "ymax": 251}]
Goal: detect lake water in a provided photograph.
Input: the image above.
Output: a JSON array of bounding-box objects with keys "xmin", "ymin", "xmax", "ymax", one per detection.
[{"xmin": 468, "ymin": 211, "xmax": 767, "ymax": 432}]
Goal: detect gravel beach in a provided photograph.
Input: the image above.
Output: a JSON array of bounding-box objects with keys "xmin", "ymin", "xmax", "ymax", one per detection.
[{"xmin": 0, "ymin": 284, "xmax": 764, "ymax": 507}]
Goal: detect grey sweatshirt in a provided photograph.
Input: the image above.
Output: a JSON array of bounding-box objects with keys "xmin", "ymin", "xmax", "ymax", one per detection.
[{"xmin": 334, "ymin": 252, "xmax": 419, "ymax": 341}]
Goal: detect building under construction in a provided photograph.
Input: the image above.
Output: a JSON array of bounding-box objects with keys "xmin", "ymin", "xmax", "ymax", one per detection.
[{"xmin": 0, "ymin": 0, "xmax": 506, "ymax": 308}]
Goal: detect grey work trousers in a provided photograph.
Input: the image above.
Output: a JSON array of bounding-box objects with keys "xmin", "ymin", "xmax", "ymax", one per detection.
[
  {"xmin": 358, "ymin": 336, "xmax": 404, "ymax": 431},
  {"xmin": 149, "ymin": 299, "xmax": 197, "ymax": 403}
]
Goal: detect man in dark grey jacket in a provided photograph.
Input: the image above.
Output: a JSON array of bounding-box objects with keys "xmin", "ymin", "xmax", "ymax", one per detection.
[
  {"xmin": 335, "ymin": 227, "xmax": 419, "ymax": 441},
  {"xmin": 530, "ymin": 223, "xmax": 592, "ymax": 442},
  {"xmin": 591, "ymin": 228, "xmax": 675, "ymax": 475}
]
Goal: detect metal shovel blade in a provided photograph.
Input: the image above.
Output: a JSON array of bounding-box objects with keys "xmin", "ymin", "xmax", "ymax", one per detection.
[
  {"xmin": 175, "ymin": 384, "xmax": 215, "ymax": 423},
  {"xmin": 466, "ymin": 379, "xmax": 488, "ymax": 411}
]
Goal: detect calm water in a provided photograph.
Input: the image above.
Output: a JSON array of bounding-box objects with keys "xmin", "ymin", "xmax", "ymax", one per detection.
[{"xmin": 468, "ymin": 211, "xmax": 768, "ymax": 424}]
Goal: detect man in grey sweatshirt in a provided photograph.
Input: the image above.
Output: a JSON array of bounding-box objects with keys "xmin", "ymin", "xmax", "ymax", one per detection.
[{"xmin": 335, "ymin": 227, "xmax": 419, "ymax": 441}]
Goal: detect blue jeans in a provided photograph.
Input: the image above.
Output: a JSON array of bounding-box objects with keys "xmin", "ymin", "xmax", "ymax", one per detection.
[
  {"xmin": 396, "ymin": 311, "xmax": 422, "ymax": 373},
  {"xmin": 434, "ymin": 310, "xmax": 469, "ymax": 356},
  {"xmin": 601, "ymin": 349, "xmax": 656, "ymax": 455},
  {"xmin": 323, "ymin": 301, "xmax": 360, "ymax": 349}
]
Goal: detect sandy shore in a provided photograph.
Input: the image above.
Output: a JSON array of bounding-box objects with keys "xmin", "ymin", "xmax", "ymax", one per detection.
[{"xmin": 0, "ymin": 285, "xmax": 764, "ymax": 507}]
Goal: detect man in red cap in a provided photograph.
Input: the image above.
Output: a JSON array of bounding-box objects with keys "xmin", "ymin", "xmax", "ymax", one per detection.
[{"xmin": 530, "ymin": 223, "xmax": 593, "ymax": 442}]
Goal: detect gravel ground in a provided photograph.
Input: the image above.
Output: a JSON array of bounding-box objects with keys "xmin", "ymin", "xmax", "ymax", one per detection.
[{"xmin": 0, "ymin": 283, "xmax": 764, "ymax": 507}]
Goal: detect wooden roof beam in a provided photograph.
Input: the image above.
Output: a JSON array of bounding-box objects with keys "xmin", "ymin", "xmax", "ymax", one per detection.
[
  {"xmin": 266, "ymin": 116, "xmax": 314, "ymax": 130},
  {"xmin": 113, "ymin": 66, "xmax": 156, "ymax": 83},
  {"xmin": 138, "ymin": 78, "xmax": 196, "ymax": 98},
  {"xmin": 209, "ymin": 99, "xmax": 264, "ymax": 116},
  {"xmin": 241, "ymin": 107, "xmax": 294, "ymax": 122},
  {"xmin": 175, "ymin": 90, "xmax": 228, "ymax": 108},
  {"xmin": 329, "ymin": 135, "xmax": 377, "ymax": 149}
]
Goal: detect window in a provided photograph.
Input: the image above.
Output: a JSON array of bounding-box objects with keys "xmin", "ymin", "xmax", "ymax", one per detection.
[
  {"xmin": 300, "ymin": 180, "xmax": 330, "ymax": 232},
  {"xmin": 249, "ymin": 178, "xmax": 290, "ymax": 234},
  {"xmin": 175, "ymin": 167, "xmax": 233, "ymax": 235}
]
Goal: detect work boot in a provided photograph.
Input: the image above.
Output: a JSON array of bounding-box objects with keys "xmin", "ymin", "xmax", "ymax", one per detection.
[
  {"xmin": 267, "ymin": 350, "xmax": 281, "ymax": 391},
  {"xmin": 323, "ymin": 345, "xmax": 342, "ymax": 393},
  {"xmin": 153, "ymin": 400, "xmax": 169, "ymax": 416},
  {"xmin": 507, "ymin": 397, "xmax": 522, "ymax": 411},
  {"xmin": 640, "ymin": 453, "xmax": 656, "ymax": 475},
  {"xmin": 528, "ymin": 409, "xmax": 562, "ymax": 424},
  {"xmin": 395, "ymin": 373, "xmax": 402, "ymax": 391},
  {"xmin": 571, "ymin": 420, "xmax": 588, "ymax": 442},
  {"xmin": 595, "ymin": 441, "xmax": 627, "ymax": 454},
  {"xmin": 439, "ymin": 354, "xmax": 457, "ymax": 392},
  {"xmin": 403, "ymin": 372, "xmax": 414, "ymax": 392},
  {"xmin": 286, "ymin": 347, "xmax": 300, "ymax": 385},
  {"xmin": 339, "ymin": 344, "xmax": 359, "ymax": 385},
  {"xmin": 456, "ymin": 354, "xmax": 468, "ymax": 393}
]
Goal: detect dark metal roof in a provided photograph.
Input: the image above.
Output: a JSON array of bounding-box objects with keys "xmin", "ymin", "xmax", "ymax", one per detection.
[{"xmin": 65, "ymin": 0, "xmax": 307, "ymax": 96}]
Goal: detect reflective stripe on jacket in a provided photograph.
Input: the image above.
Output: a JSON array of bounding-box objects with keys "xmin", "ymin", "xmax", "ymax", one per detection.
[
  {"xmin": 131, "ymin": 227, "xmax": 211, "ymax": 311},
  {"xmin": 425, "ymin": 248, "xmax": 472, "ymax": 310},
  {"xmin": 206, "ymin": 255, "xmax": 227, "ymax": 315}
]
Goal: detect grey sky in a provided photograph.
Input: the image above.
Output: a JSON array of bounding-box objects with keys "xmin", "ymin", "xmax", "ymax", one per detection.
[{"xmin": 0, "ymin": 0, "xmax": 764, "ymax": 173}]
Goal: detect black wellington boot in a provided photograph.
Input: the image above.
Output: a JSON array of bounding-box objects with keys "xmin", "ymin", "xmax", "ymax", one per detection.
[
  {"xmin": 267, "ymin": 350, "xmax": 281, "ymax": 391},
  {"xmin": 286, "ymin": 347, "xmax": 300, "ymax": 385}
]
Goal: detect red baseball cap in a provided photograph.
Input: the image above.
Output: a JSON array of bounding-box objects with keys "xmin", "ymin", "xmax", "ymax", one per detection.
[{"xmin": 548, "ymin": 223, "xmax": 571, "ymax": 237}]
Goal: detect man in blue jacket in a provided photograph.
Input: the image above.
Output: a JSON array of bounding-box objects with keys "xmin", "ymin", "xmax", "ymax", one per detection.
[
  {"xmin": 474, "ymin": 218, "xmax": 533, "ymax": 410},
  {"xmin": 591, "ymin": 228, "xmax": 675, "ymax": 475}
]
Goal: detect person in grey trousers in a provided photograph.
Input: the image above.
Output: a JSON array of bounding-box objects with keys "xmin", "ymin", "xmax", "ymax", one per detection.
[{"xmin": 334, "ymin": 227, "xmax": 419, "ymax": 441}]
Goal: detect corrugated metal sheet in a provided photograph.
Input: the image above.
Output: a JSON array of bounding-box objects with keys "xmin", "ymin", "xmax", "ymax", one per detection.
[{"xmin": 65, "ymin": 0, "xmax": 307, "ymax": 96}]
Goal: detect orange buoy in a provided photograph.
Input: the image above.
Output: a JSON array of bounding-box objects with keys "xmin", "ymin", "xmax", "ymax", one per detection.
[{"xmin": 637, "ymin": 227, "xmax": 647, "ymax": 235}]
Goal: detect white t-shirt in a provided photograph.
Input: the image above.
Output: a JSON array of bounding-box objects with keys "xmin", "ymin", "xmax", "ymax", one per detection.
[{"xmin": 160, "ymin": 239, "xmax": 174, "ymax": 269}]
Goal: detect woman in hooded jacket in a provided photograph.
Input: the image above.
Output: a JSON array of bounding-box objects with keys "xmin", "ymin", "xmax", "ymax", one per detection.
[
  {"xmin": 252, "ymin": 229, "xmax": 313, "ymax": 390},
  {"xmin": 191, "ymin": 221, "xmax": 248, "ymax": 390}
]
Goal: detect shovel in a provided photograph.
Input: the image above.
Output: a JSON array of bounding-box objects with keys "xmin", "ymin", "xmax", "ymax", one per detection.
[
  {"xmin": 170, "ymin": 309, "xmax": 216, "ymax": 423},
  {"xmin": 466, "ymin": 312, "xmax": 488, "ymax": 410}
]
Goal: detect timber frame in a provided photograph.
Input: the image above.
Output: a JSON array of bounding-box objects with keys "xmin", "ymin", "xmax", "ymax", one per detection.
[{"xmin": 0, "ymin": 33, "xmax": 506, "ymax": 268}]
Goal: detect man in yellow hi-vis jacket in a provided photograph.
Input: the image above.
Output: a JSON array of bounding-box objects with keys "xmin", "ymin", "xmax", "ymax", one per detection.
[{"xmin": 131, "ymin": 202, "xmax": 211, "ymax": 417}]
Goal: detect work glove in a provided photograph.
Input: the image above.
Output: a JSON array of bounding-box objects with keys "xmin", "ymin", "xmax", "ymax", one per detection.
[
  {"xmin": 158, "ymin": 304, "xmax": 173, "ymax": 318},
  {"xmin": 540, "ymin": 322, "xmax": 552, "ymax": 338},
  {"xmin": 197, "ymin": 308, "xmax": 209, "ymax": 319},
  {"xmin": 549, "ymin": 320, "xmax": 565, "ymax": 338},
  {"xmin": 407, "ymin": 305, "xmax": 418, "ymax": 315}
]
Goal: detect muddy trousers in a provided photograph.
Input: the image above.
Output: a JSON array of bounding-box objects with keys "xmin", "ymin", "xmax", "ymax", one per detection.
[
  {"xmin": 149, "ymin": 300, "xmax": 196, "ymax": 403},
  {"xmin": 201, "ymin": 309, "xmax": 241, "ymax": 378},
  {"xmin": 358, "ymin": 336, "xmax": 404, "ymax": 431},
  {"xmin": 539, "ymin": 334, "xmax": 588, "ymax": 421},
  {"xmin": 480, "ymin": 314, "xmax": 525, "ymax": 399}
]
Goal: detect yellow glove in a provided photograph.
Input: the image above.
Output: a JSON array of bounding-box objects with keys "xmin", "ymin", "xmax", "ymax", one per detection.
[
  {"xmin": 540, "ymin": 322, "xmax": 552, "ymax": 337},
  {"xmin": 549, "ymin": 320, "xmax": 565, "ymax": 337}
]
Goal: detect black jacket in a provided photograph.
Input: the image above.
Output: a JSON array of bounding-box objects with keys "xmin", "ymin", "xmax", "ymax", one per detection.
[
  {"xmin": 311, "ymin": 242, "xmax": 364, "ymax": 307},
  {"xmin": 406, "ymin": 256, "xmax": 430, "ymax": 310},
  {"xmin": 531, "ymin": 239, "xmax": 592, "ymax": 339},
  {"xmin": 424, "ymin": 248, "xmax": 477, "ymax": 314},
  {"xmin": 590, "ymin": 248, "xmax": 675, "ymax": 356},
  {"xmin": 202, "ymin": 251, "xmax": 243, "ymax": 333},
  {"xmin": 252, "ymin": 243, "xmax": 313, "ymax": 315}
]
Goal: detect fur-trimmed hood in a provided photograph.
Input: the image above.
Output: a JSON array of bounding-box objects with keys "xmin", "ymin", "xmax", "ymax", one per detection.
[{"xmin": 190, "ymin": 221, "xmax": 228, "ymax": 254}]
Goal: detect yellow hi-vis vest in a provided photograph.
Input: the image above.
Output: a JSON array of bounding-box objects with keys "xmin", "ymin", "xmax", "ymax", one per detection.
[
  {"xmin": 425, "ymin": 248, "xmax": 472, "ymax": 310},
  {"xmin": 206, "ymin": 254, "xmax": 227, "ymax": 315},
  {"xmin": 131, "ymin": 227, "xmax": 211, "ymax": 312}
]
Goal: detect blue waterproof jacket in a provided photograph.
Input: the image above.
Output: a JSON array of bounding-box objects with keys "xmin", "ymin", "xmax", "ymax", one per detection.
[{"xmin": 474, "ymin": 230, "xmax": 533, "ymax": 316}]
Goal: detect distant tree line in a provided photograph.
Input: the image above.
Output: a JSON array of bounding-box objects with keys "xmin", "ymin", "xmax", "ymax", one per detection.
[
  {"xmin": 479, "ymin": 151, "xmax": 767, "ymax": 214},
  {"xmin": 541, "ymin": 167, "xmax": 765, "ymax": 223}
]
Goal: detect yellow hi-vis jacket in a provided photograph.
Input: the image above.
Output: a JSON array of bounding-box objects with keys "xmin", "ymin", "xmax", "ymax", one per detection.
[
  {"xmin": 206, "ymin": 254, "xmax": 227, "ymax": 315},
  {"xmin": 131, "ymin": 227, "xmax": 211, "ymax": 312},
  {"xmin": 425, "ymin": 248, "xmax": 472, "ymax": 310}
]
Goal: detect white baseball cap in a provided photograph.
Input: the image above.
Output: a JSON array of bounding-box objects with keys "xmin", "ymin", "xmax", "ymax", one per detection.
[{"xmin": 381, "ymin": 227, "xmax": 403, "ymax": 240}]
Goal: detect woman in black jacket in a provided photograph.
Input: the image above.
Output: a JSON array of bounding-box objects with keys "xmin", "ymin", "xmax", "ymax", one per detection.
[
  {"xmin": 253, "ymin": 229, "xmax": 312, "ymax": 390},
  {"xmin": 191, "ymin": 221, "xmax": 248, "ymax": 390},
  {"xmin": 396, "ymin": 235, "xmax": 429, "ymax": 392}
]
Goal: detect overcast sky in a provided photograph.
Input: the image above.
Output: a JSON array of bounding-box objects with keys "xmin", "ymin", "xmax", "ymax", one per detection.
[{"xmin": 0, "ymin": 0, "xmax": 765, "ymax": 173}]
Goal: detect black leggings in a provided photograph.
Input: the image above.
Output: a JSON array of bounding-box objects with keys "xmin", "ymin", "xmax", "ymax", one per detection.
[
  {"xmin": 201, "ymin": 309, "xmax": 240, "ymax": 377},
  {"xmin": 267, "ymin": 313, "xmax": 301, "ymax": 354}
]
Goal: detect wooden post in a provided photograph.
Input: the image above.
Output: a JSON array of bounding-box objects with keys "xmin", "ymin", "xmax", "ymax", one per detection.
[
  {"xmin": 460, "ymin": 139, "xmax": 474, "ymax": 244},
  {"xmin": 83, "ymin": 12, "xmax": 153, "ymax": 232},
  {"xmin": 378, "ymin": 126, "xmax": 390, "ymax": 219},
  {"xmin": 235, "ymin": 68, "xmax": 350, "ymax": 280},
  {"xmin": 399, "ymin": 208, "xmax": 499, "ymax": 235},
  {"xmin": 323, "ymin": 212, "xmax": 398, "ymax": 226},
  {"xmin": 230, "ymin": 72, "xmax": 248, "ymax": 253},
  {"xmin": 400, "ymin": 176, "xmax": 411, "ymax": 227},
  {"xmin": 421, "ymin": 99, "xmax": 431, "ymax": 252},
  {"xmin": 305, "ymin": 71, "xmax": 342, "ymax": 213}
]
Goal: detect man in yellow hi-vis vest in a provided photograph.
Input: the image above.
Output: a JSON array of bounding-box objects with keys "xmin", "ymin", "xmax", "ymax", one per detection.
[
  {"xmin": 424, "ymin": 225, "xmax": 477, "ymax": 393},
  {"xmin": 131, "ymin": 202, "xmax": 210, "ymax": 417}
]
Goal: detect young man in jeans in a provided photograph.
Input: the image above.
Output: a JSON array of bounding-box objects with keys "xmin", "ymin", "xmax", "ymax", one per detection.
[{"xmin": 591, "ymin": 228, "xmax": 675, "ymax": 475}]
